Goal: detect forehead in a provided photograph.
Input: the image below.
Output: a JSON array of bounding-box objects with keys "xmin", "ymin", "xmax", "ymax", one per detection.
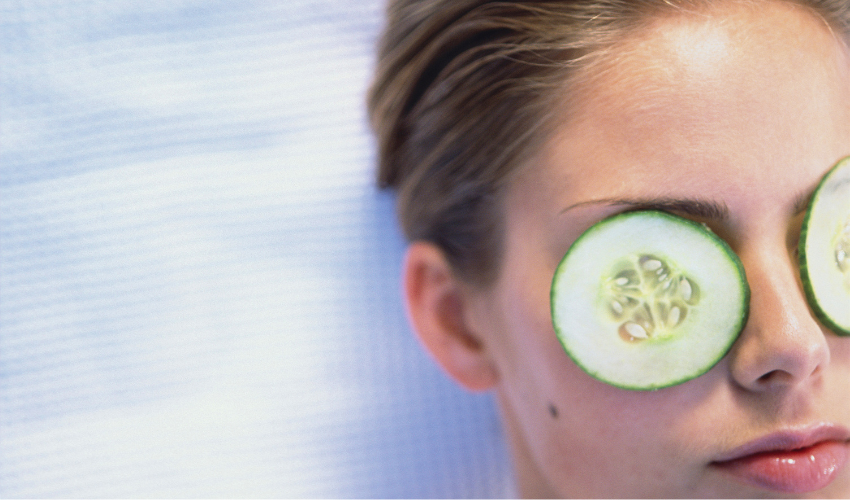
[
  {"xmin": 533, "ymin": 1, "xmax": 850, "ymax": 203},
  {"xmin": 582, "ymin": 2, "xmax": 846, "ymax": 105}
]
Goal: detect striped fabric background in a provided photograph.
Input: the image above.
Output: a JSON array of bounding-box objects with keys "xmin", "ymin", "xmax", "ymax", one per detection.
[{"xmin": 0, "ymin": 1, "xmax": 514, "ymax": 497}]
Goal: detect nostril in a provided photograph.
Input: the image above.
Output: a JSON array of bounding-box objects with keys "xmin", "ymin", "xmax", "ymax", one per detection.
[
  {"xmin": 755, "ymin": 357, "xmax": 824, "ymax": 387},
  {"xmin": 755, "ymin": 367, "xmax": 810, "ymax": 387},
  {"xmin": 756, "ymin": 370, "xmax": 786, "ymax": 385}
]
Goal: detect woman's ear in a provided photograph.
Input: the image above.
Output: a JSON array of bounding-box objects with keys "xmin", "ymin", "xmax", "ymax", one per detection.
[{"xmin": 403, "ymin": 241, "xmax": 499, "ymax": 392}]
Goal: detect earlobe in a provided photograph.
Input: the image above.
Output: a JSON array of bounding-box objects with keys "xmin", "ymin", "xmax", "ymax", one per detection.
[{"xmin": 403, "ymin": 241, "xmax": 499, "ymax": 392}]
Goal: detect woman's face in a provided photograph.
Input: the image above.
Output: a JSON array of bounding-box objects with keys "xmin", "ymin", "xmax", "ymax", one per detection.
[{"xmin": 468, "ymin": 3, "xmax": 850, "ymax": 497}]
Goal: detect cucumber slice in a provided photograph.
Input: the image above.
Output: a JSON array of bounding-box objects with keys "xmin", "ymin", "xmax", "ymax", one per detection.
[
  {"xmin": 551, "ymin": 210, "xmax": 749, "ymax": 390},
  {"xmin": 799, "ymin": 156, "xmax": 850, "ymax": 335}
]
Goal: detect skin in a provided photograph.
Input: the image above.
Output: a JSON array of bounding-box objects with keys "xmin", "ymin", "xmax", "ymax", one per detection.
[{"xmin": 404, "ymin": 1, "xmax": 850, "ymax": 497}]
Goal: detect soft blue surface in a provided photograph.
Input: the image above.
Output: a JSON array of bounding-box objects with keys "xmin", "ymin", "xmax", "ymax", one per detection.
[{"xmin": 0, "ymin": 1, "xmax": 514, "ymax": 497}]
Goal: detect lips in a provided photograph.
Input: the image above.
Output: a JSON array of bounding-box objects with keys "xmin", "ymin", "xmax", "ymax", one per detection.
[{"xmin": 712, "ymin": 425, "xmax": 850, "ymax": 493}]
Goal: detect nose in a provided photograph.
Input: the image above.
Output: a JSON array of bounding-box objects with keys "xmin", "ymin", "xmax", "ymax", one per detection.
[{"xmin": 726, "ymin": 244, "xmax": 830, "ymax": 391}]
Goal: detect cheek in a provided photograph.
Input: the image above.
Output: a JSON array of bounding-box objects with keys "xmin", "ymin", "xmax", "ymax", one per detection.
[
  {"xmin": 490, "ymin": 266, "xmax": 631, "ymax": 459},
  {"xmin": 490, "ymin": 268, "xmax": 559, "ymax": 396},
  {"xmin": 486, "ymin": 252, "xmax": 581, "ymax": 425}
]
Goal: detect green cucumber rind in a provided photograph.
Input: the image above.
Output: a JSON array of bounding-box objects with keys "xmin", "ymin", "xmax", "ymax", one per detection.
[
  {"xmin": 798, "ymin": 155, "xmax": 850, "ymax": 336},
  {"xmin": 551, "ymin": 210, "xmax": 750, "ymax": 391}
]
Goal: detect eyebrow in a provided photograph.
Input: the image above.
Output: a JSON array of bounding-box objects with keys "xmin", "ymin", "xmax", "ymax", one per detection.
[
  {"xmin": 561, "ymin": 196, "xmax": 731, "ymax": 220},
  {"xmin": 563, "ymin": 187, "xmax": 816, "ymax": 221}
]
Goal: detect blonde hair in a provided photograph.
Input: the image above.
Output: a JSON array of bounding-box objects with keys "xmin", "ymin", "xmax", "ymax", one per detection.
[{"xmin": 368, "ymin": 0, "xmax": 850, "ymax": 285}]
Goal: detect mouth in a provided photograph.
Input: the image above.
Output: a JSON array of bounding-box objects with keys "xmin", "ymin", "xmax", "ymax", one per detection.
[{"xmin": 711, "ymin": 424, "xmax": 850, "ymax": 494}]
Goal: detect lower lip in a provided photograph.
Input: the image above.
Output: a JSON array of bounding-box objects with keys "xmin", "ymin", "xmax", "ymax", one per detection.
[{"xmin": 713, "ymin": 441, "xmax": 848, "ymax": 493}]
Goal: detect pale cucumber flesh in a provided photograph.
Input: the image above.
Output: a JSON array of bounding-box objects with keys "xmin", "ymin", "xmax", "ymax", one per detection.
[
  {"xmin": 551, "ymin": 210, "xmax": 749, "ymax": 390},
  {"xmin": 799, "ymin": 156, "xmax": 850, "ymax": 335}
]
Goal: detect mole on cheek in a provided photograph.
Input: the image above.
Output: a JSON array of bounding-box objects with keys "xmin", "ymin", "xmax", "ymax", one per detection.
[{"xmin": 548, "ymin": 403, "xmax": 559, "ymax": 419}]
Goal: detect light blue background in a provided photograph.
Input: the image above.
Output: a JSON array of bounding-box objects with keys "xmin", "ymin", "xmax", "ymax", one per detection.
[{"xmin": 0, "ymin": 1, "xmax": 514, "ymax": 496}]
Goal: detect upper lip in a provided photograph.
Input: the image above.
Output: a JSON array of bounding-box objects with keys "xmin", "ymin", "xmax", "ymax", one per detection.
[{"xmin": 712, "ymin": 424, "xmax": 850, "ymax": 463}]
